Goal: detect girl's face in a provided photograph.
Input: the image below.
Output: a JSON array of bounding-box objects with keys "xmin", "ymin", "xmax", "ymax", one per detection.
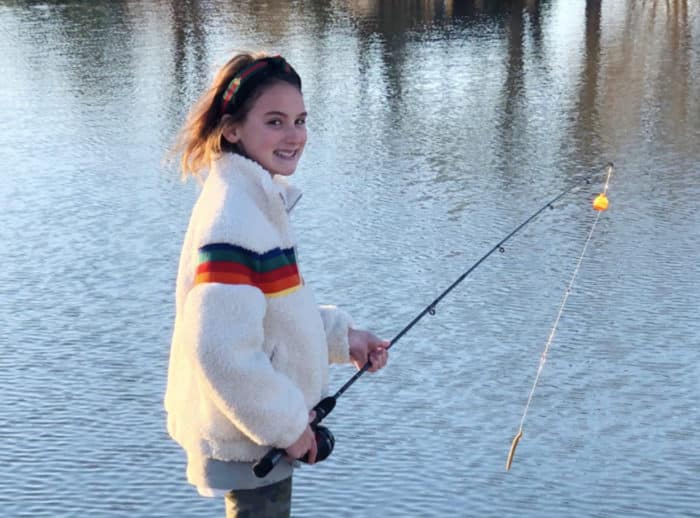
[{"xmin": 223, "ymin": 82, "xmax": 307, "ymax": 176}]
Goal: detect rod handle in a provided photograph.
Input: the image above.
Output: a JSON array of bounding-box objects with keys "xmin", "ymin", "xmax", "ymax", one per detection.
[{"xmin": 252, "ymin": 448, "xmax": 285, "ymax": 478}]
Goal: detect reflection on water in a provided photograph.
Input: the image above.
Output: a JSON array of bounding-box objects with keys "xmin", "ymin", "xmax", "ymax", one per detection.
[{"xmin": 0, "ymin": 1, "xmax": 698, "ymax": 517}]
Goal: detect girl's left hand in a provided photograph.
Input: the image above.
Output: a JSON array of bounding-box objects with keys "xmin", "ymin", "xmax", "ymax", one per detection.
[{"xmin": 348, "ymin": 329, "xmax": 389, "ymax": 372}]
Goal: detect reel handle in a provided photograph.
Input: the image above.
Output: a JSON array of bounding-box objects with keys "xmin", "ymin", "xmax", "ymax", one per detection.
[{"xmin": 252, "ymin": 397, "xmax": 336, "ymax": 478}]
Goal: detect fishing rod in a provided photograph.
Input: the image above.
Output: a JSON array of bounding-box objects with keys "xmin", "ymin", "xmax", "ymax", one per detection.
[{"xmin": 253, "ymin": 164, "xmax": 612, "ymax": 478}]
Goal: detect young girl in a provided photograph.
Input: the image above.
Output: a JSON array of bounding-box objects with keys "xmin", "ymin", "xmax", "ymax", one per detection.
[{"xmin": 164, "ymin": 52, "xmax": 389, "ymax": 517}]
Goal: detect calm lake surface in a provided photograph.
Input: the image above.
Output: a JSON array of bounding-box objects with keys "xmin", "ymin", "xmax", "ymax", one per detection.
[{"xmin": 1, "ymin": 1, "xmax": 698, "ymax": 516}]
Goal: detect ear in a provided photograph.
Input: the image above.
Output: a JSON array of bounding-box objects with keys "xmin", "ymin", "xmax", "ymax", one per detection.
[{"xmin": 221, "ymin": 117, "xmax": 240, "ymax": 145}]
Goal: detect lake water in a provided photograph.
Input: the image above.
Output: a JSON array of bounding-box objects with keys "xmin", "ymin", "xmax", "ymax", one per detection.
[{"xmin": 1, "ymin": 1, "xmax": 698, "ymax": 516}]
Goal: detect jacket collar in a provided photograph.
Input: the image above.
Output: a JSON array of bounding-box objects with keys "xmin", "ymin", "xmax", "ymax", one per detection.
[{"xmin": 214, "ymin": 152, "xmax": 303, "ymax": 213}]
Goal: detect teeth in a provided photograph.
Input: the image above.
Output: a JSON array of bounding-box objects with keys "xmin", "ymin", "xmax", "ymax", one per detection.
[{"xmin": 275, "ymin": 150, "xmax": 296, "ymax": 159}]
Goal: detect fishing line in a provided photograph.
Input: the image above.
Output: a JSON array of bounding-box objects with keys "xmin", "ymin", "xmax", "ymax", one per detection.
[{"xmin": 506, "ymin": 163, "xmax": 614, "ymax": 471}]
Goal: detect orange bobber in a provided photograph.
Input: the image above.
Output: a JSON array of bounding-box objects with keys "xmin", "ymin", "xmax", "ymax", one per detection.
[{"xmin": 593, "ymin": 193, "xmax": 609, "ymax": 211}]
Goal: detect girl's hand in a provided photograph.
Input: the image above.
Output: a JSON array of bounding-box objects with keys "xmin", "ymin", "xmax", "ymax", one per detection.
[
  {"xmin": 285, "ymin": 411, "xmax": 318, "ymax": 463},
  {"xmin": 348, "ymin": 329, "xmax": 389, "ymax": 372}
]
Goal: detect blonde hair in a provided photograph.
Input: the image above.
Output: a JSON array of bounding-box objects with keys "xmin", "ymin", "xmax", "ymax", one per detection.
[{"xmin": 172, "ymin": 51, "xmax": 296, "ymax": 179}]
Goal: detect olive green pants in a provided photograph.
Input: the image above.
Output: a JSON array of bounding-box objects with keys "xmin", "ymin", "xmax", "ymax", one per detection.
[{"xmin": 224, "ymin": 477, "xmax": 292, "ymax": 518}]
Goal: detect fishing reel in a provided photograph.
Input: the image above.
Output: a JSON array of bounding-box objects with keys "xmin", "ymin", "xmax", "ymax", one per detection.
[
  {"xmin": 253, "ymin": 397, "xmax": 337, "ymax": 478},
  {"xmin": 252, "ymin": 424, "xmax": 335, "ymax": 478},
  {"xmin": 300, "ymin": 425, "xmax": 335, "ymax": 464}
]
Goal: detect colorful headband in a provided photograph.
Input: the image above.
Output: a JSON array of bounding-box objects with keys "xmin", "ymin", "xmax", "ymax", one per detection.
[{"xmin": 220, "ymin": 56, "xmax": 301, "ymax": 115}]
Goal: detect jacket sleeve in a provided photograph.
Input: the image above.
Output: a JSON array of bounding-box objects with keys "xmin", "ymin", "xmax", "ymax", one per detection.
[
  {"xmin": 318, "ymin": 305, "xmax": 354, "ymax": 364},
  {"xmin": 183, "ymin": 281, "xmax": 308, "ymax": 449}
]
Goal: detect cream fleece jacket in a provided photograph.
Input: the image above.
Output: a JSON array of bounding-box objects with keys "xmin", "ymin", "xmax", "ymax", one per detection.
[{"xmin": 165, "ymin": 153, "xmax": 354, "ymax": 462}]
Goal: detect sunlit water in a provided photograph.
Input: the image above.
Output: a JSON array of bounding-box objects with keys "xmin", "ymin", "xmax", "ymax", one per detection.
[{"xmin": 1, "ymin": 1, "xmax": 698, "ymax": 516}]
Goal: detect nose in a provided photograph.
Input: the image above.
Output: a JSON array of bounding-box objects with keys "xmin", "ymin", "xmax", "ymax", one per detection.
[{"xmin": 285, "ymin": 124, "xmax": 306, "ymax": 145}]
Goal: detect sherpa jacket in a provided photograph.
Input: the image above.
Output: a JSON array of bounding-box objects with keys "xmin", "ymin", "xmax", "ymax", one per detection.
[{"xmin": 165, "ymin": 152, "xmax": 354, "ymax": 463}]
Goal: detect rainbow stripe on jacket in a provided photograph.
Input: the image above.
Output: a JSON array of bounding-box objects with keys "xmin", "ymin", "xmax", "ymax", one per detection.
[{"xmin": 194, "ymin": 243, "xmax": 302, "ymax": 298}]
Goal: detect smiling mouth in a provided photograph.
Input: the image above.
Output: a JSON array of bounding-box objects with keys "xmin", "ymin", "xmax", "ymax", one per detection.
[{"xmin": 274, "ymin": 150, "xmax": 298, "ymax": 160}]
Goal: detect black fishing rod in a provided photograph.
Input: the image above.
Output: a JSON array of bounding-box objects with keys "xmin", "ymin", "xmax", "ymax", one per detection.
[{"xmin": 253, "ymin": 165, "xmax": 609, "ymax": 478}]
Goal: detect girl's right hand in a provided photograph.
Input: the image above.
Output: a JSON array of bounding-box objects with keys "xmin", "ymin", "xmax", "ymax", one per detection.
[{"xmin": 285, "ymin": 411, "xmax": 317, "ymax": 463}]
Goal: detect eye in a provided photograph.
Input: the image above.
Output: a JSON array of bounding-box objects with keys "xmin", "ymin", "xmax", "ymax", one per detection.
[
  {"xmin": 295, "ymin": 118, "xmax": 306, "ymax": 126},
  {"xmin": 266, "ymin": 119, "xmax": 282, "ymax": 126}
]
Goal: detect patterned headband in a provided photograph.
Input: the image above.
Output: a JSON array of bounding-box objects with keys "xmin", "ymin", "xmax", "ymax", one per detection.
[{"xmin": 220, "ymin": 56, "xmax": 301, "ymax": 115}]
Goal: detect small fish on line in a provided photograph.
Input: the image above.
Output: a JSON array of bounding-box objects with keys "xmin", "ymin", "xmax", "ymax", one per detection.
[{"xmin": 506, "ymin": 429, "xmax": 523, "ymax": 471}]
